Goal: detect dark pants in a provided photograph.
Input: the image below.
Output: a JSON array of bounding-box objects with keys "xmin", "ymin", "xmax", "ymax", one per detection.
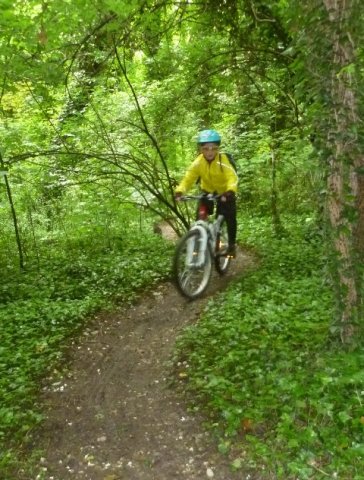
[{"xmin": 198, "ymin": 195, "xmax": 237, "ymax": 246}]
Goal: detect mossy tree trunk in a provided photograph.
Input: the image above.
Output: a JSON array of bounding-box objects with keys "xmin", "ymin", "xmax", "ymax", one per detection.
[
  {"xmin": 296, "ymin": 0, "xmax": 364, "ymax": 344},
  {"xmin": 292, "ymin": 0, "xmax": 364, "ymax": 344},
  {"xmin": 322, "ymin": 0, "xmax": 364, "ymax": 343}
]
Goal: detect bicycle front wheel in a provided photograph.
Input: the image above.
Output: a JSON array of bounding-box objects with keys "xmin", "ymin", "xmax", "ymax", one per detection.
[
  {"xmin": 173, "ymin": 229, "xmax": 212, "ymax": 299},
  {"xmin": 215, "ymin": 218, "xmax": 231, "ymax": 275}
]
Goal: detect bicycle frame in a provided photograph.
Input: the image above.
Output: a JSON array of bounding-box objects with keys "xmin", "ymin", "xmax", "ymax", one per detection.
[
  {"xmin": 181, "ymin": 195, "xmax": 225, "ymax": 266},
  {"xmin": 173, "ymin": 193, "xmax": 231, "ymax": 299}
]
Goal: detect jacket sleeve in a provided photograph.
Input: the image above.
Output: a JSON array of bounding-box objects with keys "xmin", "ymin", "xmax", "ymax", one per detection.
[{"xmin": 175, "ymin": 158, "xmax": 201, "ymax": 193}]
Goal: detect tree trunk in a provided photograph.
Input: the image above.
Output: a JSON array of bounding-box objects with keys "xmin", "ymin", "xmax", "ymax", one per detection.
[
  {"xmin": 269, "ymin": 145, "xmax": 283, "ymax": 237},
  {"xmin": 0, "ymin": 154, "xmax": 24, "ymax": 270},
  {"xmin": 322, "ymin": 0, "xmax": 363, "ymax": 343}
]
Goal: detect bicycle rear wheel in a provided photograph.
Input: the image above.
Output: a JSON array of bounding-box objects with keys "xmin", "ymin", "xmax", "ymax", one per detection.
[
  {"xmin": 215, "ymin": 218, "xmax": 231, "ymax": 274},
  {"xmin": 173, "ymin": 229, "xmax": 212, "ymax": 299}
]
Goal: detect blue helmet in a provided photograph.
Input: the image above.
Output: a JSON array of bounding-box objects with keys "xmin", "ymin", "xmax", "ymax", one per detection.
[{"xmin": 197, "ymin": 129, "xmax": 221, "ymax": 144}]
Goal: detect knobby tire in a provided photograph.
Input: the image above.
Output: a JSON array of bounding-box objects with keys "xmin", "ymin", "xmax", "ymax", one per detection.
[
  {"xmin": 215, "ymin": 218, "xmax": 231, "ymax": 275},
  {"xmin": 173, "ymin": 229, "xmax": 212, "ymax": 299}
]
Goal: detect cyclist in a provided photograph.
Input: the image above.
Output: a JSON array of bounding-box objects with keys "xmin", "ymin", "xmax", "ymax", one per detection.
[{"xmin": 175, "ymin": 129, "xmax": 238, "ymax": 257}]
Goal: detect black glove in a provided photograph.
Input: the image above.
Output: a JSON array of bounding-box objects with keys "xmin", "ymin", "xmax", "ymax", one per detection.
[
  {"xmin": 224, "ymin": 190, "xmax": 235, "ymax": 198},
  {"xmin": 221, "ymin": 191, "xmax": 235, "ymax": 202}
]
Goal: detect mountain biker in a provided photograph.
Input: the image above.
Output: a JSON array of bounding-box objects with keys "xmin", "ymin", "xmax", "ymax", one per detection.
[{"xmin": 174, "ymin": 129, "xmax": 238, "ymax": 258}]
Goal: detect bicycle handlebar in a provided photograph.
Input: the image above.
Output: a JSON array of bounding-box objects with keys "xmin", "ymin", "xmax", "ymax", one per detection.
[{"xmin": 177, "ymin": 193, "xmax": 221, "ymax": 202}]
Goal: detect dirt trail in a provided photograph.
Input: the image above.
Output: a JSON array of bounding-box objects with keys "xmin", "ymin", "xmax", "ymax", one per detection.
[{"xmin": 28, "ymin": 247, "xmax": 258, "ymax": 480}]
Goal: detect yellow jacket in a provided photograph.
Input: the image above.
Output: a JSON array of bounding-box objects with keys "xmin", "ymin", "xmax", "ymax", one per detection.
[{"xmin": 176, "ymin": 153, "xmax": 238, "ymax": 195}]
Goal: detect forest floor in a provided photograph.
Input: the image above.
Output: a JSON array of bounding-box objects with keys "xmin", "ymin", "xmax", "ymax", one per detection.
[{"xmin": 24, "ymin": 229, "xmax": 261, "ymax": 480}]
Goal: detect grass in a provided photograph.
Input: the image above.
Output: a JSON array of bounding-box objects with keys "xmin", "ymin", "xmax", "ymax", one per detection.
[
  {"xmin": 174, "ymin": 215, "xmax": 364, "ymax": 480},
  {"xmin": 0, "ymin": 228, "xmax": 174, "ymax": 474},
  {"xmin": 2, "ymin": 211, "xmax": 363, "ymax": 479}
]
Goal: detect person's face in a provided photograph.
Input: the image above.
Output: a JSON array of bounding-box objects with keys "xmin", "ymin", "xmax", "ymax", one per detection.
[{"xmin": 200, "ymin": 143, "xmax": 219, "ymax": 162}]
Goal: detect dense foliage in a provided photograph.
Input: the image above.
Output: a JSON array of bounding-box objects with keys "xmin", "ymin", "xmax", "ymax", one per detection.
[
  {"xmin": 174, "ymin": 215, "xmax": 364, "ymax": 479},
  {"xmin": 290, "ymin": 0, "xmax": 364, "ymax": 341},
  {"xmin": 1, "ymin": 0, "xmax": 364, "ymax": 477},
  {"xmin": 0, "ymin": 220, "xmax": 173, "ymax": 472}
]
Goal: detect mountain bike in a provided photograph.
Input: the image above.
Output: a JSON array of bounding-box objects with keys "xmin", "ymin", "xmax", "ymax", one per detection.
[{"xmin": 173, "ymin": 193, "xmax": 232, "ymax": 299}]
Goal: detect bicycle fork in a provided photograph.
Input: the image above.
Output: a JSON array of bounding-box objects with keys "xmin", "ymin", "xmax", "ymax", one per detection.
[{"xmin": 186, "ymin": 224, "xmax": 208, "ymax": 267}]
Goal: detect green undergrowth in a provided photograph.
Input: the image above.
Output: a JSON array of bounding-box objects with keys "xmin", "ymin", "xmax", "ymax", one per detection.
[
  {"xmin": 0, "ymin": 231, "xmax": 173, "ymax": 473},
  {"xmin": 174, "ymin": 215, "xmax": 364, "ymax": 480}
]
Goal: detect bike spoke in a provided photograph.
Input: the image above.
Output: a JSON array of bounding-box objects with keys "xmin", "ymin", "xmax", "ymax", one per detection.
[{"xmin": 173, "ymin": 230, "xmax": 212, "ymax": 299}]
